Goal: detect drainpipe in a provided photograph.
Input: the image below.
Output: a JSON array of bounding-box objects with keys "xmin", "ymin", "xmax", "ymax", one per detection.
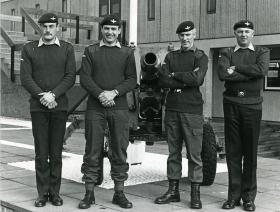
[{"xmin": 129, "ymin": 0, "xmax": 138, "ymax": 46}]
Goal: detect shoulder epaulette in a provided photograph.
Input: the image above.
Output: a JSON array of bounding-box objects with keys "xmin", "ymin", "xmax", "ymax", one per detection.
[{"xmin": 194, "ymin": 49, "xmax": 205, "ymax": 58}]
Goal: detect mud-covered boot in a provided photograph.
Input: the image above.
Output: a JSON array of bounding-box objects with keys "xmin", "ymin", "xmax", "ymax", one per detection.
[{"xmin": 154, "ymin": 179, "xmax": 180, "ymax": 204}]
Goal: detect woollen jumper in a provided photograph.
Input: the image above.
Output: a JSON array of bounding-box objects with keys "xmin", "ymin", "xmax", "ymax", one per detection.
[
  {"xmin": 80, "ymin": 43, "xmax": 137, "ymax": 110},
  {"xmin": 158, "ymin": 47, "xmax": 208, "ymax": 115},
  {"xmin": 218, "ymin": 46, "xmax": 270, "ymax": 109},
  {"xmin": 20, "ymin": 40, "xmax": 76, "ymax": 112}
]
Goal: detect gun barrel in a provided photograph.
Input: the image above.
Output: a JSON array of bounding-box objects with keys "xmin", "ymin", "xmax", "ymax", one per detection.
[{"xmin": 141, "ymin": 52, "xmax": 160, "ymax": 80}]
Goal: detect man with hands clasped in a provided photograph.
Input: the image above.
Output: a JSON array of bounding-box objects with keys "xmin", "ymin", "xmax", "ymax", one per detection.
[
  {"xmin": 20, "ymin": 13, "xmax": 76, "ymax": 207},
  {"xmin": 78, "ymin": 14, "xmax": 137, "ymax": 209}
]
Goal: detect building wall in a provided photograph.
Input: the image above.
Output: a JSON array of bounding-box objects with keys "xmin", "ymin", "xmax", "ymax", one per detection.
[
  {"xmin": 137, "ymin": 0, "xmax": 161, "ymax": 43},
  {"xmin": 247, "ymin": 0, "xmax": 280, "ymax": 35},
  {"xmin": 199, "ymin": 0, "xmax": 246, "ymax": 39}
]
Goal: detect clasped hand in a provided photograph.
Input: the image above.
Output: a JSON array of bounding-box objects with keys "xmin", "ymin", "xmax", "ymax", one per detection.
[
  {"xmin": 227, "ymin": 66, "xmax": 235, "ymax": 75},
  {"xmin": 38, "ymin": 91, "xmax": 57, "ymax": 109},
  {"xmin": 98, "ymin": 90, "xmax": 117, "ymax": 108}
]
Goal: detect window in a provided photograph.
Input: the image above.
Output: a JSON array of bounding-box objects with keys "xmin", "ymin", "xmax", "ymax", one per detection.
[
  {"xmin": 264, "ymin": 61, "xmax": 280, "ymax": 91},
  {"xmin": 207, "ymin": 0, "xmax": 216, "ymax": 14},
  {"xmin": 148, "ymin": 0, "xmax": 155, "ymax": 21},
  {"xmin": 11, "ymin": 9, "xmax": 15, "ymax": 31},
  {"xmin": 62, "ymin": 0, "xmax": 67, "ymax": 31},
  {"xmin": 35, "ymin": 4, "xmax": 40, "ymax": 34}
]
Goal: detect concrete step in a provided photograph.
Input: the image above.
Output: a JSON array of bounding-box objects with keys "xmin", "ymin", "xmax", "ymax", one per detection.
[
  {"xmin": 259, "ymin": 135, "xmax": 280, "ymax": 143},
  {"xmin": 258, "ymin": 142, "xmax": 280, "ymax": 151},
  {"xmin": 0, "ymin": 36, "xmax": 27, "ymax": 43},
  {"xmin": 258, "ymin": 150, "xmax": 280, "ymax": 158},
  {"xmin": 5, "ymin": 31, "xmax": 25, "ymax": 36},
  {"xmin": 0, "ymin": 52, "xmax": 21, "ymax": 60}
]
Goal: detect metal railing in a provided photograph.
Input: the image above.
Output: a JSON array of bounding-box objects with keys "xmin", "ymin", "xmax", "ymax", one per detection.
[
  {"xmin": 21, "ymin": 8, "xmax": 127, "ymax": 44},
  {"xmin": 0, "ymin": 26, "xmax": 24, "ymax": 82}
]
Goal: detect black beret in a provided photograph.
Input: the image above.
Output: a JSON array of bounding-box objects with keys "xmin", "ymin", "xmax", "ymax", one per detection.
[
  {"xmin": 38, "ymin": 13, "xmax": 58, "ymax": 24},
  {"xmin": 233, "ymin": 20, "xmax": 254, "ymax": 30},
  {"xmin": 176, "ymin": 21, "xmax": 194, "ymax": 34},
  {"xmin": 100, "ymin": 14, "xmax": 121, "ymax": 27}
]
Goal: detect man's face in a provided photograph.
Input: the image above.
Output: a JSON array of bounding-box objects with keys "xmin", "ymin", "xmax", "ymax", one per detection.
[
  {"xmin": 178, "ymin": 29, "xmax": 196, "ymax": 49},
  {"xmin": 101, "ymin": 25, "xmax": 121, "ymax": 44},
  {"xmin": 234, "ymin": 28, "xmax": 254, "ymax": 47},
  {"xmin": 40, "ymin": 23, "xmax": 59, "ymax": 42}
]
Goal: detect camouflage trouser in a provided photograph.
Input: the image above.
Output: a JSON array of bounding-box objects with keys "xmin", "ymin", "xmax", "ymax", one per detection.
[
  {"xmin": 81, "ymin": 109, "xmax": 129, "ymax": 187},
  {"xmin": 165, "ymin": 111, "xmax": 203, "ymax": 183}
]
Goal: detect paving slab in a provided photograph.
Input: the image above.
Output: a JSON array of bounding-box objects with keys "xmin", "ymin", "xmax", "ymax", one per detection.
[
  {"xmin": 10, "ymin": 195, "xmax": 118, "ymax": 212},
  {"xmin": 1, "ymin": 117, "xmax": 280, "ymax": 212},
  {"xmin": 0, "ymin": 179, "xmax": 29, "ymax": 191},
  {"xmin": 0, "ymin": 187, "xmax": 37, "ymax": 203},
  {"xmin": 0, "ymin": 163, "xmax": 23, "ymax": 172},
  {"xmin": 0, "ymin": 155, "xmax": 33, "ymax": 164},
  {"xmin": 1, "ymin": 169, "xmax": 35, "ymax": 179}
]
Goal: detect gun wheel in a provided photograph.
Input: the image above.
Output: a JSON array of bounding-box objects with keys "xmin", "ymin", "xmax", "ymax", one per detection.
[{"xmin": 201, "ymin": 122, "xmax": 217, "ymax": 186}]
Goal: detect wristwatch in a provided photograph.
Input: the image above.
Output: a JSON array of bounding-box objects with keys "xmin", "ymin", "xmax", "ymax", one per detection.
[
  {"xmin": 168, "ymin": 72, "xmax": 175, "ymax": 78},
  {"xmin": 113, "ymin": 89, "xmax": 119, "ymax": 96}
]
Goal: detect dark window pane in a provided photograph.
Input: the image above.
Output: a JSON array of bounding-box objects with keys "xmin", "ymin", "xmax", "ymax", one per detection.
[
  {"xmin": 148, "ymin": 0, "xmax": 155, "ymax": 21},
  {"xmin": 207, "ymin": 0, "xmax": 216, "ymax": 14}
]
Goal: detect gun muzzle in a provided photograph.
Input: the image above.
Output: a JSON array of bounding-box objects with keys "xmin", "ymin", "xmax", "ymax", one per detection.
[{"xmin": 140, "ymin": 52, "xmax": 160, "ymax": 80}]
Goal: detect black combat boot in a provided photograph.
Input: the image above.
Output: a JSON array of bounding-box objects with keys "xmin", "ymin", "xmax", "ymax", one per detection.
[
  {"xmin": 112, "ymin": 191, "xmax": 133, "ymax": 208},
  {"xmin": 78, "ymin": 190, "xmax": 95, "ymax": 209},
  {"xmin": 154, "ymin": 179, "xmax": 180, "ymax": 204},
  {"xmin": 112, "ymin": 181, "xmax": 133, "ymax": 208},
  {"xmin": 190, "ymin": 183, "xmax": 202, "ymax": 209}
]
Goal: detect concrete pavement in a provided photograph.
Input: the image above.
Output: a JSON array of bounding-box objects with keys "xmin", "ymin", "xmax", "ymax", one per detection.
[{"xmin": 0, "ymin": 117, "xmax": 280, "ymax": 212}]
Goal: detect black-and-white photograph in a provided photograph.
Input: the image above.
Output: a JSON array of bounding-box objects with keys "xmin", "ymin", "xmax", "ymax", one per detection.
[{"xmin": 0, "ymin": 0, "xmax": 279, "ymax": 211}]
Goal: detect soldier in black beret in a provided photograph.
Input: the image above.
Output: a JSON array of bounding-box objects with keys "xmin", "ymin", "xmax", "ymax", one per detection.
[
  {"xmin": 154, "ymin": 20, "xmax": 208, "ymax": 209},
  {"xmin": 100, "ymin": 14, "xmax": 121, "ymax": 27},
  {"xmin": 218, "ymin": 20, "xmax": 269, "ymax": 211},
  {"xmin": 20, "ymin": 12, "xmax": 76, "ymax": 207},
  {"xmin": 78, "ymin": 12, "xmax": 136, "ymax": 210}
]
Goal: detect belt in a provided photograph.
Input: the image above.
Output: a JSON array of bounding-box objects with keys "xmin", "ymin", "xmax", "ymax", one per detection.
[{"xmin": 224, "ymin": 90, "xmax": 260, "ymax": 98}]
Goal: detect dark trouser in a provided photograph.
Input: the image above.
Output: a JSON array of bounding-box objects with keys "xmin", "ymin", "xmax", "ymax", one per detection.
[
  {"xmin": 81, "ymin": 109, "xmax": 129, "ymax": 190},
  {"xmin": 165, "ymin": 111, "xmax": 203, "ymax": 183},
  {"xmin": 31, "ymin": 111, "xmax": 67, "ymax": 197},
  {"xmin": 223, "ymin": 103, "xmax": 262, "ymax": 202}
]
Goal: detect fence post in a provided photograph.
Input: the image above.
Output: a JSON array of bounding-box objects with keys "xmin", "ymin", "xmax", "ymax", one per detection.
[
  {"xmin": 122, "ymin": 21, "xmax": 126, "ymax": 45},
  {"xmin": 21, "ymin": 16, "xmax": 25, "ymax": 35},
  {"xmin": 10, "ymin": 45, "xmax": 15, "ymax": 82},
  {"xmin": 75, "ymin": 16, "xmax": 80, "ymax": 44}
]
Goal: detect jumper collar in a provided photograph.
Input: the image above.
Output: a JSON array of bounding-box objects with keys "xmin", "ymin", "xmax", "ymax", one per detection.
[
  {"xmin": 180, "ymin": 44, "xmax": 196, "ymax": 53},
  {"xmin": 234, "ymin": 43, "xmax": 255, "ymax": 52},
  {"xmin": 38, "ymin": 37, "xmax": 60, "ymax": 47},
  {"xmin": 100, "ymin": 40, "xmax": 121, "ymax": 48}
]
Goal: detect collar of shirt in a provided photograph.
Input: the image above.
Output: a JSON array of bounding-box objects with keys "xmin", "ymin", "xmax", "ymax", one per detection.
[
  {"xmin": 180, "ymin": 45, "xmax": 196, "ymax": 53},
  {"xmin": 38, "ymin": 37, "xmax": 60, "ymax": 47},
  {"xmin": 99, "ymin": 40, "xmax": 121, "ymax": 48},
  {"xmin": 234, "ymin": 43, "xmax": 255, "ymax": 52}
]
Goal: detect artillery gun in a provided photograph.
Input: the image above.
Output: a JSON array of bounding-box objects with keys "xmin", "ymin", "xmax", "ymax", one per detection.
[{"xmin": 65, "ymin": 45, "xmax": 218, "ymax": 186}]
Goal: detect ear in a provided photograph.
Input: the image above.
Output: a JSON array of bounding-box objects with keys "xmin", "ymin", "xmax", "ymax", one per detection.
[{"xmin": 193, "ymin": 28, "xmax": 197, "ymax": 38}]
